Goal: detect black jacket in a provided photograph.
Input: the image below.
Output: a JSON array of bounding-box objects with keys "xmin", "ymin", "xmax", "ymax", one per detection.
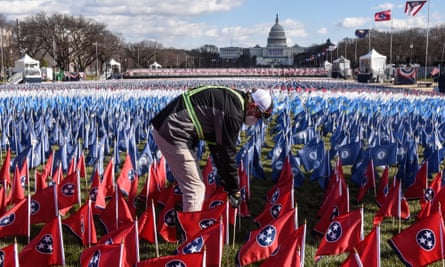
[{"xmin": 151, "ymin": 86, "xmax": 247, "ymax": 193}]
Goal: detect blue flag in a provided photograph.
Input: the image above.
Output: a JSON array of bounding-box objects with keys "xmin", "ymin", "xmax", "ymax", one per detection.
[
  {"xmin": 337, "ymin": 142, "xmax": 361, "ymax": 166},
  {"xmin": 355, "ymin": 29, "xmax": 369, "ymax": 38},
  {"xmin": 370, "ymin": 143, "xmax": 397, "ymax": 167},
  {"xmin": 298, "ymin": 139, "xmax": 325, "ymax": 172}
]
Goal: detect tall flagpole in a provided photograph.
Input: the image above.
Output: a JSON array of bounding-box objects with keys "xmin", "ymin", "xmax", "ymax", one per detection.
[
  {"xmin": 424, "ymin": 0, "xmax": 430, "ymax": 80},
  {"xmin": 390, "ymin": 19, "xmax": 393, "ymax": 67},
  {"xmin": 369, "ymin": 30, "xmax": 371, "ymax": 51}
]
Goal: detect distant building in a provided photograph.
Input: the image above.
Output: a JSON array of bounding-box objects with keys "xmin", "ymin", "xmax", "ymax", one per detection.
[
  {"xmin": 219, "ymin": 14, "xmax": 305, "ymax": 66},
  {"xmin": 220, "ymin": 46, "xmax": 244, "ymax": 60},
  {"xmin": 201, "ymin": 44, "xmax": 219, "ymax": 54},
  {"xmin": 252, "ymin": 14, "xmax": 304, "ymax": 66}
]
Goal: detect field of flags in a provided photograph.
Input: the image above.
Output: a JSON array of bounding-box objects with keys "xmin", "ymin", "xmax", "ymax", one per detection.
[{"xmin": 0, "ymin": 78, "xmax": 445, "ymax": 266}]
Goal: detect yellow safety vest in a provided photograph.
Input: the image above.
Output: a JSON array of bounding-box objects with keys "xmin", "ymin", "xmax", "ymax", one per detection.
[{"xmin": 182, "ymin": 86, "xmax": 245, "ymax": 144}]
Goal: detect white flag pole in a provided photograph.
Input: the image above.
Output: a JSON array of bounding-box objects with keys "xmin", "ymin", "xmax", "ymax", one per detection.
[
  {"xmin": 58, "ymin": 215, "xmax": 66, "ymax": 267},
  {"xmin": 151, "ymin": 199, "xmax": 160, "ymax": 258},
  {"xmin": 424, "ymin": 0, "xmax": 431, "ymax": 80}
]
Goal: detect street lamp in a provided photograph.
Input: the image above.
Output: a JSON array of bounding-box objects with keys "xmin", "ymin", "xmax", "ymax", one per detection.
[
  {"xmin": 410, "ymin": 43, "xmax": 413, "ymax": 65},
  {"xmin": 94, "ymin": 42, "xmax": 98, "ymax": 79}
]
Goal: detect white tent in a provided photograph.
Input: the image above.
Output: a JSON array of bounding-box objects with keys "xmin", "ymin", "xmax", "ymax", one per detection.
[
  {"xmin": 332, "ymin": 56, "xmax": 352, "ymax": 78},
  {"xmin": 323, "ymin": 60, "xmax": 332, "ymax": 70},
  {"xmin": 108, "ymin": 58, "xmax": 121, "ymax": 70},
  {"xmin": 150, "ymin": 61, "xmax": 162, "ymax": 69},
  {"xmin": 104, "ymin": 58, "xmax": 121, "ymax": 79},
  {"xmin": 358, "ymin": 49, "xmax": 387, "ymax": 82},
  {"xmin": 13, "ymin": 54, "xmax": 40, "ymax": 73}
]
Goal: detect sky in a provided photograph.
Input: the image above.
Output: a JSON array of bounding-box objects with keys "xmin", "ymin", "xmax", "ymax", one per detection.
[{"xmin": 1, "ymin": 0, "xmax": 444, "ymax": 50}]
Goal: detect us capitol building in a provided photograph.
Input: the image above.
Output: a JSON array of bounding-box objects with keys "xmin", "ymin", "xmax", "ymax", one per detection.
[{"xmin": 219, "ymin": 14, "xmax": 305, "ymax": 66}]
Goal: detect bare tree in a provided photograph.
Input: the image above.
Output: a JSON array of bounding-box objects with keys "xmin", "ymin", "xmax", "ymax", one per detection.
[
  {"xmin": 126, "ymin": 41, "xmax": 164, "ymax": 68},
  {"xmin": 0, "ymin": 15, "xmax": 15, "ymax": 78},
  {"xmin": 15, "ymin": 12, "xmax": 118, "ymax": 72}
]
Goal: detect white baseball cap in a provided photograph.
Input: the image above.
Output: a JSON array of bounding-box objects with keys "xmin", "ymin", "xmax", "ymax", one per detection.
[{"xmin": 251, "ymin": 89, "xmax": 273, "ymax": 116}]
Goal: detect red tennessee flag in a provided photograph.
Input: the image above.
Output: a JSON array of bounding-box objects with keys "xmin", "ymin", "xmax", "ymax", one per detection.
[
  {"xmin": 102, "ymin": 159, "xmax": 115, "ymax": 198},
  {"xmin": 418, "ymin": 171, "xmax": 442, "ymax": 219},
  {"xmin": 0, "ymin": 197, "xmax": 29, "ymax": 238},
  {"xmin": 203, "ymin": 188, "xmax": 232, "ymax": 228},
  {"xmin": 313, "ymin": 187, "xmax": 349, "ymax": 235},
  {"xmin": 341, "ymin": 226, "xmax": 380, "ymax": 267},
  {"xmin": 315, "ymin": 209, "xmax": 363, "ymax": 261},
  {"xmin": 8, "ymin": 160, "xmax": 27, "ymax": 205},
  {"xmin": 30, "ymin": 185, "xmax": 57, "ymax": 224},
  {"xmin": 97, "ymin": 221, "xmax": 139, "ymax": 267},
  {"xmin": 19, "ymin": 216, "xmax": 65, "ymax": 267},
  {"xmin": 152, "ymin": 154, "xmax": 167, "ymax": 191},
  {"xmin": 260, "ymin": 223, "xmax": 306, "ymax": 267},
  {"xmin": 373, "ymin": 180, "xmax": 410, "ymax": 226},
  {"xmin": 67, "ymin": 157, "xmax": 75, "ymax": 176},
  {"xmin": 138, "ymin": 200, "xmax": 157, "ymax": 244},
  {"xmin": 156, "ymin": 183, "xmax": 182, "ymax": 208},
  {"xmin": 323, "ymin": 156, "xmax": 346, "ymax": 200},
  {"xmin": 375, "ymin": 9, "xmax": 391, "ymax": 21},
  {"xmin": 265, "ymin": 157, "xmax": 293, "ymax": 201},
  {"xmin": 356, "ymin": 159, "xmax": 375, "ymax": 202},
  {"xmin": 80, "ymin": 243, "xmax": 124, "ymax": 267},
  {"xmin": 139, "ymin": 162, "xmax": 158, "ymax": 203},
  {"xmin": 96, "ymin": 170, "xmax": 108, "ymax": 212},
  {"xmin": 43, "ymin": 150, "xmax": 54, "ymax": 179},
  {"xmin": 375, "ymin": 166, "xmax": 389, "ymax": 207},
  {"xmin": 88, "ymin": 168, "xmax": 106, "ymax": 215},
  {"xmin": 176, "ymin": 219, "xmax": 223, "ymax": 267},
  {"xmin": 318, "ymin": 175, "xmax": 345, "ymax": 217},
  {"xmin": 389, "ymin": 210, "xmax": 445, "ymax": 267},
  {"xmin": 77, "ymin": 152, "xmax": 87, "ymax": 179},
  {"xmin": 116, "ymin": 153, "xmax": 138, "ymax": 196},
  {"xmin": 236, "ymin": 208, "xmax": 296, "ymax": 266},
  {"xmin": 51, "ymin": 163, "xmax": 63, "ymax": 185},
  {"xmin": 98, "ymin": 187, "xmax": 134, "ymax": 234},
  {"xmin": 136, "ymin": 252, "xmax": 204, "ymax": 267},
  {"xmin": 57, "ymin": 171, "xmax": 80, "ymax": 215},
  {"xmin": 157, "ymin": 185, "xmax": 181, "ymax": 243},
  {"xmin": 404, "ymin": 160, "xmax": 428, "ymax": 200},
  {"xmin": 430, "ymin": 186, "xmax": 445, "ymax": 218},
  {"xmin": 139, "ymin": 156, "xmax": 167, "ymax": 204},
  {"xmin": 62, "ymin": 200, "xmax": 97, "ymax": 247},
  {"xmin": 0, "ymin": 242, "xmax": 19, "ymax": 267},
  {"xmin": 34, "ymin": 152, "xmax": 54, "ymax": 192},
  {"xmin": 255, "ymin": 182, "xmax": 293, "ymax": 227},
  {"xmin": 177, "ymin": 200, "xmax": 226, "ymax": 241},
  {"xmin": 127, "ymin": 167, "xmax": 139, "ymax": 217},
  {"xmin": 34, "ymin": 170, "xmax": 48, "ymax": 193}
]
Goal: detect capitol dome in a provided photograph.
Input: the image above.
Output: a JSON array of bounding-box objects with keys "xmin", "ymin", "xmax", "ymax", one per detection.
[{"xmin": 267, "ymin": 14, "xmax": 287, "ymax": 48}]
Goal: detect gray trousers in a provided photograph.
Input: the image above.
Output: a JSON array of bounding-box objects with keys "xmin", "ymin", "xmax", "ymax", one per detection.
[{"xmin": 152, "ymin": 129, "xmax": 205, "ymax": 212}]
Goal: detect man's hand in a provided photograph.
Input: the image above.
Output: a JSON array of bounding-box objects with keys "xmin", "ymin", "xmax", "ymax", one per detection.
[{"xmin": 228, "ymin": 191, "xmax": 241, "ymax": 208}]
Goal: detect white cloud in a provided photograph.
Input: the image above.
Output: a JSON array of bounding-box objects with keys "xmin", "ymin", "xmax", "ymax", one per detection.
[
  {"xmin": 373, "ymin": 3, "xmax": 394, "ymax": 11},
  {"xmin": 3, "ymin": 0, "xmax": 248, "ymax": 49},
  {"xmin": 339, "ymin": 17, "xmax": 370, "ymax": 29},
  {"xmin": 282, "ymin": 19, "xmax": 307, "ymax": 38},
  {"xmin": 317, "ymin": 27, "xmax": 328, "ymax": 35}
]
